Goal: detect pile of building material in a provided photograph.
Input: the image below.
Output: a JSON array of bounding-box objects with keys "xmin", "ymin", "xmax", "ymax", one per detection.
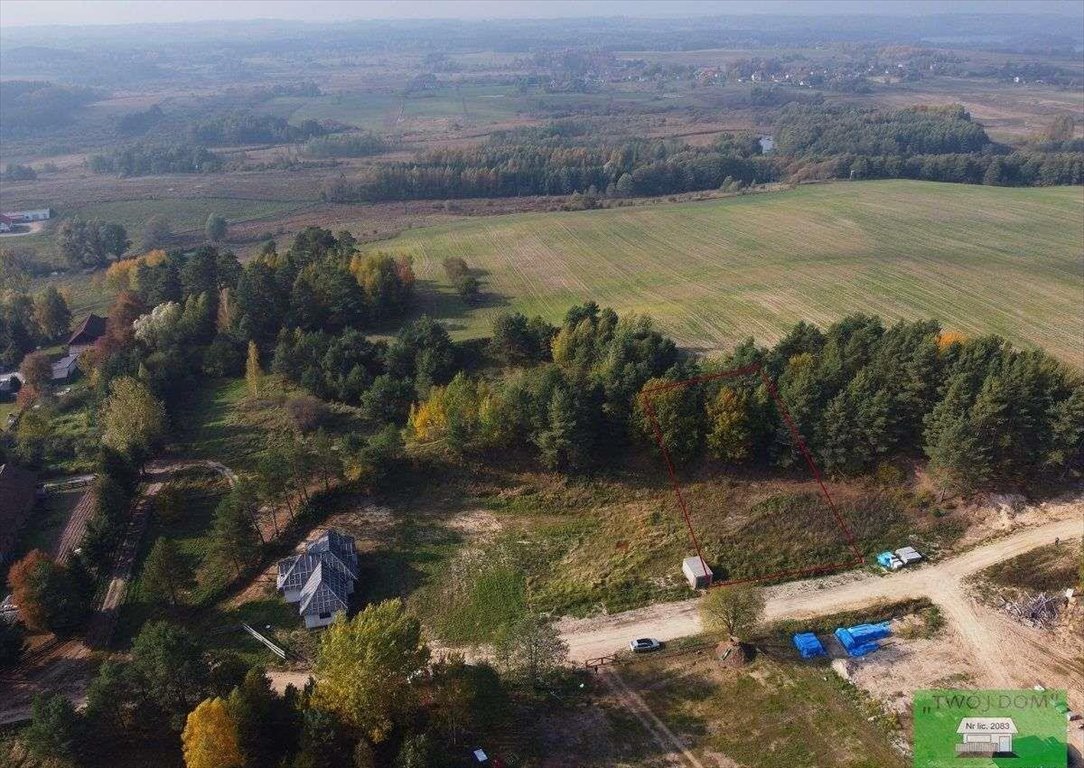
[
  {"xmin": 792, "ymin": 632, "xmax": 827, "ymax": 659},
  {"xmin": 834, "ymin": 622, "xmax": 891, "ymax": 657},
  {"xmin": 876, "ymin": 546, "xmax": 923, "ymax": 571},
  {"xmin": 1002, "ymin": 592, "xmax": 1062, "ymax": 629}
]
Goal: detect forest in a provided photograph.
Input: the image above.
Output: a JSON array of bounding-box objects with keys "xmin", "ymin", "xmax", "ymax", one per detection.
[
  {"xmin": 325, "ymin": 105, "xmax": 1082, "ymax": 204},
  {"xmin": 88, "ymin": 144, "xmax": 225, "ymax": 176}
]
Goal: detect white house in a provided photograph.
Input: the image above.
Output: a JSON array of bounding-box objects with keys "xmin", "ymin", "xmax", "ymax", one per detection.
[
  {"xmin": 277, "ymin": 529, "xmax": 359, "ymax": 629},
  {"xmin": 956, "ymin": 718, "xmax": 1017, "ymax": 756}
]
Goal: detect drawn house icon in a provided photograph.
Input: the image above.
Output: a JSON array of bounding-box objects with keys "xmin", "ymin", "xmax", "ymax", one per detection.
[{"xmin": 955, "ymin": 717, "xmax": 1018, "ymax": 757}]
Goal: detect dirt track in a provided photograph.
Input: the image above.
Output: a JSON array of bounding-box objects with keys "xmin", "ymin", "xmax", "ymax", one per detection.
[
  {"xmin": 562, "ymin": 515, "xmax": 1083, "ymax": 767},
  {"xmin": 559, "ymin": 517, "xmax": 1083, "ymax": 685},
  {"xmin": 0, "ymin": 460, "xmax": 238, "ymax": 726}
]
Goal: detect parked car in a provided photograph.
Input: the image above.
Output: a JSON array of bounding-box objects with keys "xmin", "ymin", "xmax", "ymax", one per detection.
[{"xmin": 629, "ymin": 638, "xmax": 662, "ymax": 653}]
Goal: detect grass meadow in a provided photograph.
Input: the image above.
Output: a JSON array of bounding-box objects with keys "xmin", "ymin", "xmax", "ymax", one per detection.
[{"xmin": 377, "ymin": 180, "xmax": 1084, "ymax": 365}]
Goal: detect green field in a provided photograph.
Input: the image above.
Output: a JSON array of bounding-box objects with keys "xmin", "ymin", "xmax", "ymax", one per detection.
[{"xmin": 377, "ymin": 181, "xmax": 1084, "ymax": 365}]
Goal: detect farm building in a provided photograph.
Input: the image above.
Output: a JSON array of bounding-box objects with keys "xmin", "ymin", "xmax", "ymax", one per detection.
[
  {"xmin": 277, "ymin": 529, "xmax": 359, "ymax": 629},
  {"xmin": 0, "ymin": 464, "xmax": 38, "ymax": 563},
  {"xmin": 51, "ymin": 353, "xmax": 80, "ymax": 382},
  {"xmin": 67, "ymin": 314, "xmax": 107, "ymax": 356},
  {"xmin": 1, "ymin": 209, "xmax": 52, "ymax": 222},
  {"xmin": 682, "ymin": 555, "xmax": 713, "ymax": 589}
]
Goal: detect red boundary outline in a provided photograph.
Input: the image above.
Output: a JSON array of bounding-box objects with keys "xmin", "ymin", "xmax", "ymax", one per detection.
[{"xmin": 639, "ymin": 362, "xmax": 865, "ymax": 587}]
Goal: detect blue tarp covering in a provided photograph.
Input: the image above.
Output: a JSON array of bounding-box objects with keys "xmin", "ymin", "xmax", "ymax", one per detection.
[
  {"xmin": 876, "ymin": 551, "xmax": 897, "ymax": 568},
  {"xmin": 792, "ymin": 632, "xmax": 826, "ymax": 659},
  {"xmin": 848, "ymin": 622, "xmax": 891, "ymax": 644},
  {"xmin": 835, "ymin": 622, "xmax": 892, "ymax": 657}
]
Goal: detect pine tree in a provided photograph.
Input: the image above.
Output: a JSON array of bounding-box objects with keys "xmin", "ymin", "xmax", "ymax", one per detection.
[
  {"xmin": 924, "ymin": 374, "xmax": 982, "ymax": 488},
  {"xmin": 141, "ymin": 537, "xmax": 193, "ymax": 606},
  {"xmin": 535, "ymin": 387, "xmax": 580, "ymax": 471},
  {"xmin": 211, "ymin": 497, "xmax": 261, "ymax": 576}
]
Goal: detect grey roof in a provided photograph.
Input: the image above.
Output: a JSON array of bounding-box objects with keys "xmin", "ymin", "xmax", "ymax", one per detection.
[
  {"xmin": 277, "ymin": 529, "xmax": 359, "ymax": 619},
  {"xmin": 307, "ymin": 529, "xmax": 359, "ymax": 576},
  {"xmin": 51, "ymin": 354, "xmax": 79, "ymax": 379},
  {"xmin": 277, "ymin": 553, "xmax": 321, "ymax": 592},
  {"xmin": 298, "ymin": 560, "xmax": 352, "ymax": 617}
]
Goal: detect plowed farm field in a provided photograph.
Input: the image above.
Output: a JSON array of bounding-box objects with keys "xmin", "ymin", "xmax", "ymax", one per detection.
[{"xmin": 379, "ymin": 180, "xmax": 1084, "ymax": 365}]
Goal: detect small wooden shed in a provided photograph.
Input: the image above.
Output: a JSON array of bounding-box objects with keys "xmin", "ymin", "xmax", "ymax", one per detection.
[{"xmin": 682, "ymin": 556, "xmax": 713, "ymax": 589}]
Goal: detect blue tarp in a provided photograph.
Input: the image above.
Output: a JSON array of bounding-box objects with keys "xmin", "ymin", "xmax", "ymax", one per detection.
[
  {"xmin": 848, "ymin": 622, "xmax": 891, "ymax": 644},
  {"xmin": 792, "ymin": 632, "xmax": 826, "ymax": 659},
  {"xmin": 876, "ymin": 551, "xmax": 897, "ymax": 568},
  {"xmin": 835, "ymin": 622, "xmax": 892, "ymax": 657}
]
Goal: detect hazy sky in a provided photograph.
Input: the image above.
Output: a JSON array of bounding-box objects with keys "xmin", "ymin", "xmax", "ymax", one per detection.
[{"xmin": 1, "ymin": 0, "xmax": 1081, "ymax": 28}]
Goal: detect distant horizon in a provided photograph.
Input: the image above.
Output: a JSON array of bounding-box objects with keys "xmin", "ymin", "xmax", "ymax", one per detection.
[{"xmin": 2, "ymin": 0, "xmax": 1082, "ymax": 30}]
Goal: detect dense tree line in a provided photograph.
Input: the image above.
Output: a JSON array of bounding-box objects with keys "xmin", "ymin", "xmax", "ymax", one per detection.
[
  {"xmin": 304, "ymin": 131, "xmax": 388, "ymax": 158},
  {"xmin": 88, "ymin": 143, "xmax": 224, "ymax": 176},
  {"xmin": 0, "ymin": 80, "xmax": 100, "ymax": 137},
  {"xmin": 19, "ymin": 600, "xmax": 568, "ymax": 768},
  {"xmin": 404, "ymin": 306, "xmax": 1082, "ymax": 490},
  {"xmin": 839, "ymin": 150, "xmax": 1084, "ymax": 186},
  {"xmin": 325, "ymin": 104, "xmax": 1078, "ymax": 206},
  {"xmin": 776, "ymin": 105, "xmax": 1083, "ymax": 185},
  {"xmin": 775, "ymin": 104, "xmax": 992, "ymax": 157},
  {"xmin": 323, "ymin": 134, "xmax": 775, "ymax": 203},
  {"xmin": 190, "ymin": 111, "xmax": 329, "ymax": 146},
  {"xmin": 57, "ymin": 218, "xmax": 130, "ymax": 267}
]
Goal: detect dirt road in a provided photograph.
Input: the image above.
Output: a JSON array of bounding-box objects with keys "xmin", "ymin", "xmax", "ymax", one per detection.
[
  {"xmin": 599, "ymin": 667, "xmax": 719, "ymax": 768},
  {"xmin": 559, "ymin": 516, "xmax": 1082, "ymax": 665},
  {"xmin": 53, "ymin": 486, "xmax": 95, "ymax": 564},
  {"xmin": 1, "ymin": 460, "xmax": 239, "ymax": 725}
]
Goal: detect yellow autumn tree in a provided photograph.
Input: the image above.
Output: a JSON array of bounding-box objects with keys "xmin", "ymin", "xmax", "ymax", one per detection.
[
  {"xmin": 312, "ymin": 600, "xmax": 429, "ymax": 743},
  {"xmin": 937, "ymin": 331, "xmax": 966, "ymax": 349},
  {"xmin": 408, "ymin": 387, "xmax": 449, "ymax": 443},
  {"xmin": 105, "ymin": 249, "xmax": 168, "ymax": 294},
  {"xmin": 407, "ymin": 373, "xmax": 491, "ymax": 452},
  {"xmin": 245, "ymin": 341, "xmax": 263, "ymax": 399},
  {"xmin": 104, "ymin": 258, "xmax": 139, "ymax": 293},
  {"xmin": 182, "ymin": 697, "xmax": 242, "ymax": 768},
  {"xmin": 706, "ymin": 388, "xmax": 752, "ymax": 463},
  {"xmin": 141, "ymin": 248, "xmax": 168, "ymax": 267}
]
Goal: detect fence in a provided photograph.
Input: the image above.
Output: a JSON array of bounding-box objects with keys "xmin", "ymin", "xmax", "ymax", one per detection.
[{"xmin": 241, "ymin": 622, "xmax": 288, "ymax": 661}]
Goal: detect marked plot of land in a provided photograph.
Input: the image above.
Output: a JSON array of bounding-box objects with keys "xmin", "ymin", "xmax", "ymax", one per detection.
[{"xmin": 384, "ymin": 181, "xmax": 1084, "ymax": 365}]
